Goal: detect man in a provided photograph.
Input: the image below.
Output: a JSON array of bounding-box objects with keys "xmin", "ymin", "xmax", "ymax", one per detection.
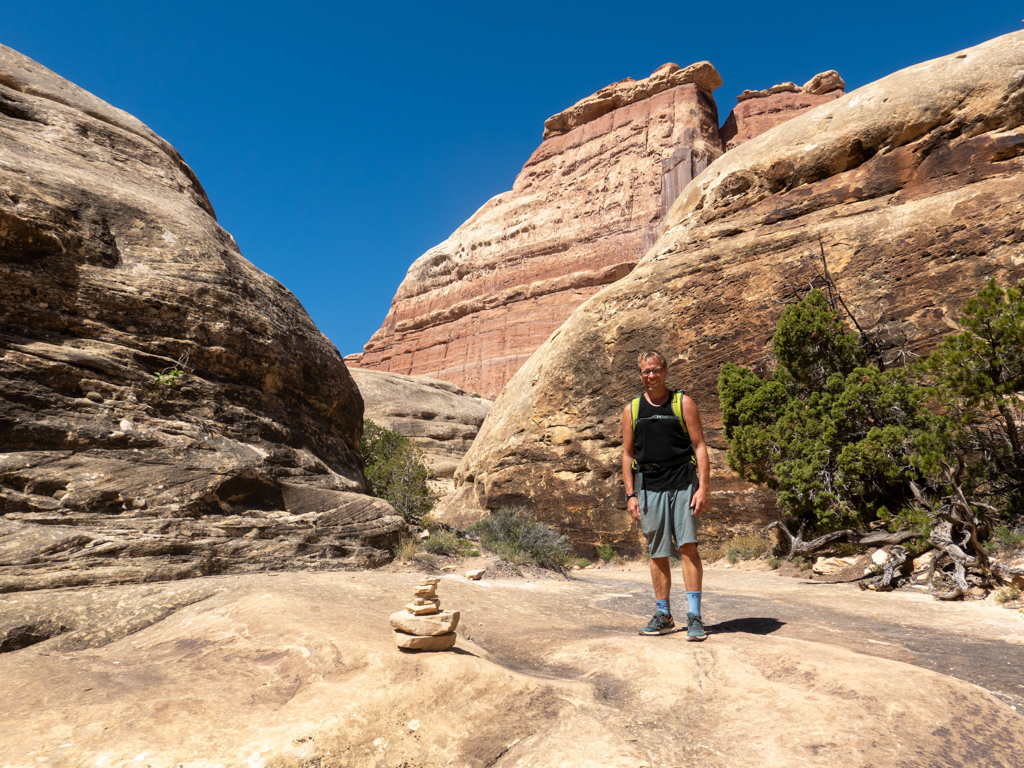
[{"xmin": 621, "ymin": 351, "xmax": 710, "ymax": 640}]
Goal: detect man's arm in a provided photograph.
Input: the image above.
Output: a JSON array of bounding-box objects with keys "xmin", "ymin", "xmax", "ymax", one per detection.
[
  {"xmin": 621, "ymin": 403, "xmax": 641, "ymax": 523},
  {"xmin": 682, "ymin": 395, "xmax": 710, "ymax": 516}
]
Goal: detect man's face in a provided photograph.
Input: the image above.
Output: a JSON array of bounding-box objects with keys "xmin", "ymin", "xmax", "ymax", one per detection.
[{"xmin": 639, "ymin": 360, "xmax": 666, "ymax": 390}]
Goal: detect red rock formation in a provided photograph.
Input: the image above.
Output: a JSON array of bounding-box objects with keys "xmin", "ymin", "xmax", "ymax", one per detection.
[
  {"xmin": 720, "ymin": 70, "xmax": 846, "ymax": 151},
  {"xmin": 436, "ymin": 32, "xmax": 1024, "ymax": 552},
  {"xmin": 355, "ymin": 62, "xmax": 724, "ymax": 399}
]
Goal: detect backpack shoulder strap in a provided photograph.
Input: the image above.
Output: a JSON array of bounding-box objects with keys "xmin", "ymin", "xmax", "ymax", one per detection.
[
  {"xmin": 672, "ymin": 390, "xmax": 689, "ymax": 435},
  {"xmin": 630, "ymin": 396, "xmax": 641, "ymax": 433}
]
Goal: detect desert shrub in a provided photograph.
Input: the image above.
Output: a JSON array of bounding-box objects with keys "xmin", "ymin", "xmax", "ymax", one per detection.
[
  {"xmin": 468, "ymin": 506, "xmax": 575, "ymax": 574},
  {"xmin": 994, "ymin": 586, "xmax": 1022, "ymax": 603},
  {"xmin": 596, "ymin": 543, "xmax": 615, "ymax": 562},
  {"xmin": 725, "ymin": 535, "xmax": 771, "ymax": 564},
  {"xmin": 361, "ymin": 419, "xmax": 434, "ymax": 522},
  {"xmin": 993, "ymin": 524, "xmax": 1024, "ymax": 549},
  {"xmin": 576, "ymin": 557, "xmax": 591, "ymax": 569},
  {"xmin": 422, "ymin": 529, "xmax": 459, "ymax": 555}
]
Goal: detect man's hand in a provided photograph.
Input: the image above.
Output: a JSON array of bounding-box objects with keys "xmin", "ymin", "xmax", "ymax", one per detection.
[
  {"xmin": 627, "ymin": 496, "xmax": 641, "ymax": 523},
  {"xmin": 690, "ymin": 485, "xmax": 709, "ymax": 517}
]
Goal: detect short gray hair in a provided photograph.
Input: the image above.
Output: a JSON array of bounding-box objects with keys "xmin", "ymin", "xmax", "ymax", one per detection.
[{"xmin": 637, "ymin": 351, "xmax": 668, "ymax": 373}]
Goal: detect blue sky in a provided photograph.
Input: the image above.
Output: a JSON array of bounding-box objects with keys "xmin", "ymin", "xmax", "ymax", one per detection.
[{"xmin": 4, "ymin": 3, "xmax": 1021, "ymax": 356}]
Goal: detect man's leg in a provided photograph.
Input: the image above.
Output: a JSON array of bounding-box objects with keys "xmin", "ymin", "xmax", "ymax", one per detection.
[
  {"xmin": 680, "ymin": 543, "xmax": 707, "ymax": 641},
  {"xmin": 679, "ymin": 543, "xmax": 702, "ymax": 591},
  {"xmin": 650, "ymin": 556, "xmax": 672, "ymax": 600}
]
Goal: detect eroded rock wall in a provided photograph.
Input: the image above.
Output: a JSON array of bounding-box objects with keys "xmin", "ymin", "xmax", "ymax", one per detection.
[
  {"xmin": 0, "ymin": 45, "xmax": 404, "ymax": 591},
  {"xmin": 436, "ymin": 31, "xmax": 1024, "ymax": 552},
  {"xmin": 355, "ymin": 62, "xmax": 724, "ymax": 399},
  {"xmin": 719, "ymin": 70, "xmax": 846, "ymax": 151}
]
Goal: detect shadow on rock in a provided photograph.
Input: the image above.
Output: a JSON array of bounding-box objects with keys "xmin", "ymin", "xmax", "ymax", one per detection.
[{"xmin": 711, "ymin": 617, "xmax": 785, "ymax": 635}]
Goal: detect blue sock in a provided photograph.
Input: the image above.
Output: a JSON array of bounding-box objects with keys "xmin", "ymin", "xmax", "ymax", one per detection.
[
  {"xmin": 686, "ymin": 591, "xmax": 702, "ymax": 617},
  {"xmin": 656, "ymin": 599, "xmax": 671, "ymax": 617}
]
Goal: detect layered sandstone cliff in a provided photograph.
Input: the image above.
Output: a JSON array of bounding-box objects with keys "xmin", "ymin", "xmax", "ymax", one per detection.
[
  {"xmin": 0, "ymin": 45, "xmax": 404, "ymax": 590},
  {"xmin": 354, "ymin": 62, "xmax": 724, "ymax": 398},
  {"xmin": 435, "ymin": 32, "xmax": 1024, "ymax": 552},
  {"xmin": 719, "ymin": 70, "xmax": 846, "ymax": 150}
]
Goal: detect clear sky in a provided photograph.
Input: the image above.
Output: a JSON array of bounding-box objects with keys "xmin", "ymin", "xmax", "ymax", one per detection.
[{"xmin": 4, "ymin": 3, "xmax": 1021, "ymax": 357}]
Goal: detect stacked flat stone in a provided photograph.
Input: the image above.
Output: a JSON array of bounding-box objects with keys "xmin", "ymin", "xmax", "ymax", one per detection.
[{"xmin": 390, "ymin": 577, "xmax": 460, "ymax": 651}]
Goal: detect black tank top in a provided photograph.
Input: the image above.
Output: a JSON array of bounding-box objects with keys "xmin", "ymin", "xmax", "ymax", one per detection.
[{"xmin": 633, "ymin": 392, "xmax": 695, "ymax": 492}]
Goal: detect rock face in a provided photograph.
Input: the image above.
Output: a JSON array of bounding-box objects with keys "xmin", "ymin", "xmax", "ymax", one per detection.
[
  {"xmin": 0, "ymin": 45, "xmax": 404, "ymax": 591},
  {"xmin": 720, "ymin": 70, "xmax": 846, "ymax": 151},
  {"xmin": 354, "ymin": 62, "xmax": 724, "ymax": 399},
  {"xmin": 436, "ymin": 32, "xmax": 1024, "ymax": 551},
  {"xmin": 350, "ymin": 368, "xmax": 491, "ymax": 494}
]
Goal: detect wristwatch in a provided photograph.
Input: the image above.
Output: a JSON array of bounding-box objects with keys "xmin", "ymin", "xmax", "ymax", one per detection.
[{"xmin": 625, "ymin": 493, "xmax": 638, "ymax": 500}]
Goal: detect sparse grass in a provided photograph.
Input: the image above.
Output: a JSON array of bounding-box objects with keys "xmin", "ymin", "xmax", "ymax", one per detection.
[
  {"xmin": 596, "ymin": 543, "xmax": 615, "ymax": 562},
  {"xmin": 994, "ymin": 586, "xmax": 1021, "ymax": 603},
  {"xmin": 394, "ymin": 536, "xmax": 420, "ymax": 561},
  {"xmin": 468, "ymin": 506, "xmax": 575, "ymax": 574},
  {"xmin": 767, "ymin": 556, "xmax": 783, "ymax": 570},
  {"xmin": 725, "ymin": 534, "xmax": 772, "ymax": 564},
  {"xmin": 993, "ymin": 524, "xmax": 1024, "ymax": 549}
]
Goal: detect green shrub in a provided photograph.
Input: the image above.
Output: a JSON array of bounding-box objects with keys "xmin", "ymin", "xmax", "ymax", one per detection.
[
  {"xmin": 468, "ymin": 506, "xmax": 575, "ymax": 574},
  {"xmin": 596, "ymin": 543, "xmax": 615, "ymax": 562},
  {"xmin": 576, "ymin": 557, "xmax": 591, "ymax": 569},
  {"xmin": 423, "ymin": 529, "xmax": 459, "ymax": 555},
  {"xmin": 361, "ymin": 419, "xmax": 434, "ymax": 522}
]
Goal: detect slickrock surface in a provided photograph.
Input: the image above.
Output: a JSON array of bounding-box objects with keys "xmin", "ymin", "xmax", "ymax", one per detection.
[
  {"xmin": 0, "ymin": 45, "xmax": 404, "ymax": 592},
  {"xmin": 350, "ymin": 368, "xmax": 491, "ymax": 495},
  {"xmin": 355, "ymin": 62, "xmax": 724, "ymax": 399},
  {"xmin": 720, "ymin": 70, "xmax": 846, "ymax": 151},
  {"xmin": 1, "ymin": 568, "xmax": 1020, "ymax": 767},
  {"xmin": 437, "ymin": 32, "xmax": 1024, "ymax": 551}
]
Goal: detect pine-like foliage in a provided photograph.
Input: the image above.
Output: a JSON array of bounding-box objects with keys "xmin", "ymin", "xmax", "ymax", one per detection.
[{"xmin": 360, "ymin": 419, "xmax": 434, "ymax": 522}]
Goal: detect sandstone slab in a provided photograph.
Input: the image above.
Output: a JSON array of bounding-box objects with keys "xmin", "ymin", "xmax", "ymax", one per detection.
[
  {"xmin": 0, "ymin": 569, "xmax": 1020, "ymax": 767},
  {"xmin": 354, "ymin": 62, "xmax": 724, "ymax": 399},
  {"xmin": 0, "ymin": 44, "xmax": 404, "ymax": 591},
  {"xmin": 437, "ymin": 32, "xmax": 1024, "ymax": 551},
  {"xmin": 390, "ymin": 609, "xmax": 461, "ymax": 636}
]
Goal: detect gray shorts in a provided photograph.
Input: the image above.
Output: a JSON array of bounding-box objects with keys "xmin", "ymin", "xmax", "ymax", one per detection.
[{"xmin": 637, "ymin": 474, "xmax": 698, "ymax": 558}]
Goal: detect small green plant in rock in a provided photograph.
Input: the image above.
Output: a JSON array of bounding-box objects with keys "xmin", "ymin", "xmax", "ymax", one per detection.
[
  {"xmin": 596, "ymin": 543, "xmax": 615, "ymax": 562},
  {"xmin": 468, "ymin": 506, "xmax": 575, "ymax": 574},
  {"xmin": 152, "ymin": 367, "xmax": 184, "ymax": 387},
  {"xmin": 423, "ymin": 529, "xmax": 459, "ymax": 556},
  {"xmin": 993, "ymin": 524, "xmax": 1024, "ymax": 549}
]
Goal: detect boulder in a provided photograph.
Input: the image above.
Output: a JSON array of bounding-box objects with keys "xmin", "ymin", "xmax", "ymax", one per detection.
[
  {"xmin": 355, "ymin": 62, "xmax": 724, "ymax": 399},
  {"xmin": 393, "ymin": 630, "xmax": 458, "ymax": 650},
  {"xmin": 350, "ymin": 368, "xmax": 492, "ymax": 495},
  {"xmin": 389, "ymin": 609, "xmax": 460, "ymax": 636},
  {"xmin": 436, "ymin": 32, "xmax": 1024, "ymax": 550},
  {"xmin": 0, "ymin": 44, "xmax": 405, "ymax": 592}
]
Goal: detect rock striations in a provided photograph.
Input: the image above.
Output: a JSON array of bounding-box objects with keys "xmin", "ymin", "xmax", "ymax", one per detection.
[
  {"xmin": 436, "ymin": 32, "xmax": 1024, "ymax": 551},
  {"xmin": 0, "ymin": 45, "xmax": 404, "ymax": 591},
  {"xmin": 353, "ymin": 62, "xmax": 725, "ymax": 399},
  {"xmin": 719, "ymin": 70, "xmax": 846, "ymax": 151}
]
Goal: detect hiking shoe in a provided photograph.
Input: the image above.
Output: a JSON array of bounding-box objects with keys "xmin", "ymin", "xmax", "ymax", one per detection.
[
  {"xmin": 639, "ymin": 611, "xmax": 675, "ymax": 636},
  {"xmin": 686, "ymin": 612, "xmax": 706, "ymax": 642}
]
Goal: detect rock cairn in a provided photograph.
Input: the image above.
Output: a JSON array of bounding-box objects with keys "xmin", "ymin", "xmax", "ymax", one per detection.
[{"xmin": 390, "ymin": 577, "xmax": 460, "ymax": 651}]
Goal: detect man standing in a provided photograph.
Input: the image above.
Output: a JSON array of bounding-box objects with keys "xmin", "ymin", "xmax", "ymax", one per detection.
[{"xmin": 621, "ymin": 351, "xmax": 710, "ymax": 640}]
